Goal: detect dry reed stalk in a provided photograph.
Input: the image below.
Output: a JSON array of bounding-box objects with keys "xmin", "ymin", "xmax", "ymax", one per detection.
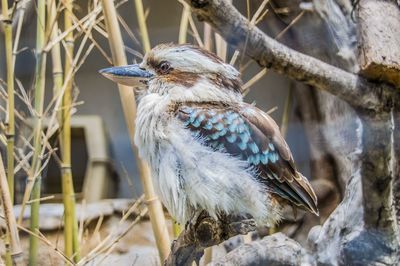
[
  {"xmin": 29, "ymin": 0, "xmax": 47, "ymax": 264},
  {"xmin": 0, "ymin": 154, "xmax": 23, "ymax": 265},
  {"xmin": 17, "ymin": 20, "xmax": 98, "ymax": 216},
  {"xmin": 275, "ymin": 10, "xmax": 305, "ymax": 40},
  {"xmin": 2, "ymin": 0, "xmax": 15, "ymax": 204},
  {"xmin": 7, "ymin": 0, "xmax": 99, "ymax": 230},
  {"xmin": 48, "ymin": 0, "xmax": 63, "ymax": 118},
  {"xmin": 66, "ymin": 6, "xmax": 114, "ymax": 64},
  {"xmin": 93, "ymin": 206, "xmax": 148, "ymax": 265},
  {"xmin": 47, "ymin": 0, "xmax": 80, "ymax": 261},
  {"xmin": 77, "ymin": 196, "xmax": 145, "ymax": 265},
  {"xmin": 214, "ymin": 33, "xmax": 227, "ymax": 61},
  {"xmin": 12, "ymin": 0, "xmax": 27, "ymax": 67},
  {"xmin": 61, "ymin": 0, "xmax": 80, "ymax": 261},
  {"xmin": 230, "ymin": 0, "xmax": 269, "ymax": 66},
  {"xmin": 203, "ymin": 23, "xmax": 212, "ymax": 51},
  {"xmin": 242, "ymin": 68, "xmax": 268, "ymax": 95},
  {"xmin": 2, "ymin": 218, "xmax": 75, "ymax": 265},
  {"xmin": 178, "ymin": 2, "xmax": 190, "ymax": 44},
  {"xmin": 134, "ymin": 0, "xmax": 151, "ymax": 52},
  {"xmin": 1, "ymin": 2, "xmax": 15, "ymax": 263},
  {"xmin": 187, "ymin": 14, "xmax": 204, "ymax": 47},
  {"xmin": 43, "ymin": 1, "xmax": 106, "ymax": 53},
  {"xmin": 213, "ymin": 0, "xmax": 230, "ymax": 60},
  {"xmin": 101, "ymin": 0, "xmax": 171, "ymax": 261}
]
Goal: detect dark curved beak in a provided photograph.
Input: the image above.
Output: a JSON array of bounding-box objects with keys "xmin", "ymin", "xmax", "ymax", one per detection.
[{"xmin": 99, "ymin": 64, "xmax": 153, "ymax": 87}]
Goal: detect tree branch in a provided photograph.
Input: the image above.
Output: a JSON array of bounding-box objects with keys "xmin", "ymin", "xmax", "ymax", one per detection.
[
  {"xmin": 184, "ymin": 0, "xmax": 390, "ymax": 113},
  {"xmin": 212, "ymin": 233, "xmax": 314, "ymax": 266},
  {"xmin": 165, "ymin": 213, "xmax": 256, "ymax": 266}
]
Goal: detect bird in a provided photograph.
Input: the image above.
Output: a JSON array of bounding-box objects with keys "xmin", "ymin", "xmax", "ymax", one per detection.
[{"xmin": 100, "ymin": 43, "xmax": 318, "ymax": 228}]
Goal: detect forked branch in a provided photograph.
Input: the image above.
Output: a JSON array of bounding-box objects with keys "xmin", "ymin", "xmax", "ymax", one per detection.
[{"xmin": 184, "ymin": 0, "xmax": 391, "ymax": 113}]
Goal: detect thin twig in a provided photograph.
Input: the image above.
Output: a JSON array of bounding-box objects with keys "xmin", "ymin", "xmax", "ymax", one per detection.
[
  {"xmin": 242, "ymin": 68, "xmax": 268, "ymax": 95},
  {"xmin": 134, "ymin": 0, "xmax": 151, "ymax": 52},
  {"xmin": 275, "ymin": 10, "xmax": 305, "ymax": 40}
]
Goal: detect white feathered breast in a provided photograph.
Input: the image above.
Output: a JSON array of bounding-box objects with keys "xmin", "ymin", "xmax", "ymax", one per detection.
[{"xmin": 134, "ymin": 91, "xmax": 281, "ymax": 226}]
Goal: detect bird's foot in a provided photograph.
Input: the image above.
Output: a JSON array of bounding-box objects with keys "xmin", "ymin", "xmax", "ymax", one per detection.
[
  {"xmin": 186, "ymin": 210, "xmax": 209, "ymax": 231},
  {"xmin": 226, "ymin": 219, "xmax": 257, "ymax": 238}
]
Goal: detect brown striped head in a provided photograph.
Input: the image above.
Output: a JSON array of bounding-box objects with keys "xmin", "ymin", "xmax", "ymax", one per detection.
[{"xmin": 100, "ymin": 43, "xmax": 243, "ymax": 100}]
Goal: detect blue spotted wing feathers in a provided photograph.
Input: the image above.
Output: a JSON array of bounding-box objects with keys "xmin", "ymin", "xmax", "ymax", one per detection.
[{"xmin": 175, "ymin": 102, "xmax": 318, "ymax": 215}]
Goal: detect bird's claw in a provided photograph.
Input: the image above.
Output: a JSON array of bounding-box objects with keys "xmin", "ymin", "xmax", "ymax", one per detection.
[
  {"xmin": 228, "ymin": 219, "xmax": 257, "ymax": 236},
  {"xmin": 185, "ymin": 210, "xmax": 209, "ymax": 234}
]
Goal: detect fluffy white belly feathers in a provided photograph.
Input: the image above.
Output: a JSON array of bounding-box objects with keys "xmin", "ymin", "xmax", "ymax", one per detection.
[{"xmin": 134, "ymin": 93, "xmax": 281, "ymax": 226}]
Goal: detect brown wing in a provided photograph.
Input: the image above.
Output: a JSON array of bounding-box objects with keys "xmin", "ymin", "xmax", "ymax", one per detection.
[
  {"xmin": 240, "ymin": 103, "xmax": 318, "ymax": 215},
  {"xmin": 174, "ymin": 101, "xmax": 318, "ymax": 215}
]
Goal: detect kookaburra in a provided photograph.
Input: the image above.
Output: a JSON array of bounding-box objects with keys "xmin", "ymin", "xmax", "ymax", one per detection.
[{"xmin": 100, "ymin": 43, "xmax": 318, "ymax": 227}]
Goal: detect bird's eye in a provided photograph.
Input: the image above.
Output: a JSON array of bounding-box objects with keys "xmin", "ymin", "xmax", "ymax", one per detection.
[{"xmin": 158, "ymin": 61, "xmax": 172, "ymax": 74}]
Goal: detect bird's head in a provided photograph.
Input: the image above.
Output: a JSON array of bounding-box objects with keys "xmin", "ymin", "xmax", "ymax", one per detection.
[{"xmin": 100, "ymin": 43, "xmax": 243, "ymax": 102}]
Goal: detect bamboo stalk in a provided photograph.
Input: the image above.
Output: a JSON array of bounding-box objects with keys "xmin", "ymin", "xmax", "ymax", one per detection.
[
  {"xmin": 29, "ymin": 0, "xmax": 47, "ymax": 264},
  {"xmin": 203, "ymin": 23, "xmax": 212, "ymax": 51},
  {"xmin": 214, "ymin": 33, "xmax": 227, "ymax": 61},
  {"xmin": 2, "ymin": 0, "xmax": 15, "ymax": 204},
  {"xmin": 12, "ymin": 0, "xmax": 27, "ymax": 67},
  {"xmin": 178, "ymin": 3, "xmax": 190, "ymax": 44},
  {"xmin": 101, "ymin": 0, "xmax": 171, "ymax": 261},
  {"xmin": 214, "ymin": 0, "xmax": 231, "ymax": 59},
  {"xmin": 1, "ymin": 3, "xmax": 15, "ymax": 264},
  {"xmin": 134, "ymin": 0, "xmax": 151, "ymax": 53},
  {"xmin": 187, "ymin": 14, "xmax": 204, "ymax": 47},
  {"xmin": 18, "ymin": 0, "xmax": 98, "ymax": 229},
  {"xmin": 230, "ymin": 0, "xmax": 268, "ymax": 67},
  {"xmin": 242, "ymin": 68, "xmax": 268, "ymax": 95},
  {"xmin": 62, "ymin": 0, "xmax": 80, "ymax": 261},
  {"xmin": 48, "ymin": 0, "xmax": 63, "ymax": 110},
  {"xmin": 0, "ymin": 153, "xmax": 23, "ymax": 265}
]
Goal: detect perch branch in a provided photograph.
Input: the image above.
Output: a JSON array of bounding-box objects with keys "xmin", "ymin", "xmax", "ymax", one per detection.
[
  {"xmin": 165, "ymin": 213, "xmax": 256, "ymax": 266},
  {"xmin": 212, "ymin": 233, "xmax": 314, "ymax": 266},
  {"xmin": 184, "ymin": 0, "xmax": 390, "ymax": 112}
]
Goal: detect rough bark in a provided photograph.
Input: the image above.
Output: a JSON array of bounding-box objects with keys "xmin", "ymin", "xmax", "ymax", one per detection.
[
  {"xmin": 394, "ymin": 93, "xmax": 400, "ymax": 226},
  {"xmin": 360, "ymin": 114, "xmax": 395, "ymax": 233},
  {"xmin": 211, "ymin": 233, "xmax": 314, "ymax": 266},
  {"xmin": 357, "ymin": 0, "xmax": 400, "ymax": 87},
  {"xmin": 166, "ymin": 1, "xmax": 400, "ymax": 265},
  {"xmin": 356, "ymin": 0, "xmax": 399, "ymax": 237},
  {"xmin": 308, "ymin": 169, "xmax": 364, "ymax": 265}
]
